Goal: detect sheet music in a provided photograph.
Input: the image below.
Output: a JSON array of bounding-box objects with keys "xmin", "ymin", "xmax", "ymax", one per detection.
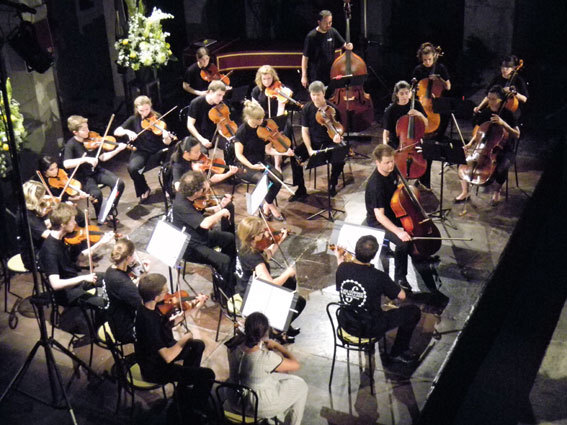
[
  {"xmin": 146, "ymin": 219, "xmax": 190, "ymax": 268},
  {"xmin": 241, "ymin": 278, "xmax": 296, "ymax": 331},
  {"xmin": 247, "ymin": 174, "xmax": 269, "ymax": 215},
  {"xmin": 330, "ymin": 220, "xmax": 386, "ymax": 269}
]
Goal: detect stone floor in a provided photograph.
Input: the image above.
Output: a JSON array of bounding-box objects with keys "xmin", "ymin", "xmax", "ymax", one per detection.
[{"xmin": 1, "ymin": 120, "xmax": 562, "ymax": 425}]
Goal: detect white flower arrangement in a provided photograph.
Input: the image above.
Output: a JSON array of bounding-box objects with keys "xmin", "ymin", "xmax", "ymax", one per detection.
[
  {"xmin": 0, "ymin": 79, "xmax": 27, "ymax": 178},
  {"xmin": 114, "ymin": 7, "xmax": 175, "ymax": 71}
]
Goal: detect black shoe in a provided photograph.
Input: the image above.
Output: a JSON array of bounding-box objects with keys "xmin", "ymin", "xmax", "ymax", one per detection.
[
  {"xmin": 389, "ymin": 349, "xmax": 419, "ymax": 365},
  {"xmin": 453, "ymin": 195, "xmax": 470, "ymax": 204},
  {"xmin": 396, "ymin": 278, "xmax": 412, "ymax": 292},
  {"xmin": 286, "ymin": 326, "xmax": 301, "ymax": 337},
  {"xmin": 270, "ymin": 330, "xmax": 295, "ymax": 344},
  {"xmin": 288, "ymin": 189, "xmax": 308, "ymax": 202},
  {"xmin": 329, "ymin": 185, "xmax": 337, "ymax": 197}
]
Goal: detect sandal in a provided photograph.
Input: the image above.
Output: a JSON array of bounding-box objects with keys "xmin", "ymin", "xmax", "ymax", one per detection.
[{"xmin": 139, "ymin": 189, "xmax": 151, "ymax": 203}]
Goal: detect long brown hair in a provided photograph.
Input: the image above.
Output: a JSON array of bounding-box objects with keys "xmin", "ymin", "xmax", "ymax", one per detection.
[{"xmin": 236, "ymin": 216, "xmax": 265, "ymax": 254}]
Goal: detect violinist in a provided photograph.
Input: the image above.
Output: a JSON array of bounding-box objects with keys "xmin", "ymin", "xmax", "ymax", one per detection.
[
  {"xmin": 300, "ymin": 81, "xmax": 343, "ymax": 196},
  {"xmin": 235, "ymin": 216, "xmax": 305, "ymax": 344},
  {"xmin": 335, "ymin": 235, "xmax": 421, "ymax": 364},
  {"xmin": 172, "ymin": 171, "xmax": 236, "ymax": 292},
  {"xmin": 455, "ymin": 85, "xmax": 520, "ymax": 205},
  {"xmin": 364, "ymin": 144, "xmax": 412, "ymax": 292},
  {"xmin": 38, "ymin": 156, "xmax": 88, "ymax": 203},
  {"xmin": 182, "ymin": 47, "xmax": 212, "ymax": 100},
  {"xmin": 234, "ymin": 100, "xmax": 289, "ymax": 220},
  {"xmin": 22, "ymin": 180, "xmax": 51, "ymax": 253},
  {"xmin": 187, "ymin": 80, "xmax": 228, "ymax": 150},
  {"xmin": 63, "ymin": 115, "xmax": 126, "ymax": 222},
  {"xmin": 301, "ymin": 9, "xmax": 353, "ymax": 88},
  {"xmin": 473, "ymin": 55, "xmax": 528, "ymax": 116},
  {"xmin": 114, "ymin": 95, "xmax": 173, "ymax": 203}
]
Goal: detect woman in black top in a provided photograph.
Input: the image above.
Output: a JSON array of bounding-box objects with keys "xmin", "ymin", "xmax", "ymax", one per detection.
[
  {"xmin": 114, "ymin": 95, "xmax": 173, "ymax": 202},
  {"xmin": 235, "ymin": 216, "xmax": 305, "ymax": 343},
  {"xmin": 235, "ymin": 100, "xmax": 292, "ymax": 220},
  {"xmin": 23, "ymin": 180, "xmax": 51, "ymax": 254}
]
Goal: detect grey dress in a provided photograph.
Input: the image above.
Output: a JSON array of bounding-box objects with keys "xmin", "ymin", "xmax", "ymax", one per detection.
[{"xmin": 228, "ymin": 344, "xmax": 308, "ymax": 425}]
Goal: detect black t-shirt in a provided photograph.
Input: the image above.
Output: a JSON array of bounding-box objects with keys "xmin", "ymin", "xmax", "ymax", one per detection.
[
  {"xmin": 412, "ymin": 63, "xmax": 450, "ymax": 83},
  {"xmin": 183, "ymin": 62, "xmax": 210, "ymax": 96},
  {"xmin": 63, "ymin": 137, "xmax": 98, "ymax": 183},
  {"xmin": 171, "ymin": 157, "xmax": 192, "ymax": 187},
  {"xmin": 472, "ymin": 107, "xmax": 517, "ymax": 152},
  {"xmin": 234, "ymin": 250, "xmax": 267, "ymax": 296},
  {"xmin": 365, "ymin": 168, "xmax": 399, "ymax": 227},
  {"xmin": 336, "ymin": 261, "xmax": 400, "ymax": 335},
  {"xmin": 105, "ymin": 267, "xmax": 141, "ymax": 343},
  {"xmin": 251, "ymin": 86, "xmax": 279, "ymax": 118},
  {"xmin": 235, "ymin": 122, "xmax": 267, "ymax": 165},
  {"xmin": 134, "ymin": 305, "xmax": 176, "ymax": 380},
  {"xmin": 171, "ymin": 195, "xmax": 208, "ymax": 247},
  {"xmin": 486, "ymin": 74, "xmax": 528, "ymax": 99},
  {"xmin": 301, "ymin": 101, "xmax": 341, "ymax": 146},
  {"xmin": 27, "ymin": 210, "xmax": 48, "ymax": 251},
  {"xmin": 303, "ymin": 28, "xmax": 345, "ymax": 84},
  {"xmin": 119, "ymin": 114, "xmax": 164, "ymax": 154},
  {"xmin": 382, "ymin": 100, "xmax": 426, "ymax": 148},
  {"xmin": 188, "ymin": 95, "xmax": 217, "ymax": 142}
]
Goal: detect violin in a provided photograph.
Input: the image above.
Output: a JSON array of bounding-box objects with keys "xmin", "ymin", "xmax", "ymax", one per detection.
[
  {"xmin": 265, "ymin": 81, "xmax": 304, "ymax": 109},
  {"xmin": 84, "ymin": 131, "xmax": 132, "ymax": 152},
  {"xmin": 208, "ymin": 103, "xmax": 238, "ymax": 141},
  {"xmin": 157, "ymin": 290, "xmax": 195, "ymax": 319},
  {"xmin": 189, "ymin": 153, "xmax": 233, "ymax": 174},
  {"xmin": 64, "ymin": 224, "xmax": 103, "ymax": 245},
  {"xmin": 416, "ymin": 46, "xmax": 445, "ymax": 135},
  {"xmin": 503, "ymin": 59, "xmax": 524, "ymax": 112},
  {"xmin": 315, "ymin": 105, "xmax": 344, "ymax": 142},
  {"xmin": 141, "ymin": 113, "xmax": 177, "ymax": 141},
  {"xmin": 255, "ymin": 227, "xmax": 292, "ymax": 252},
  {"xmin": 47, "ymin": 168, "xmax": 96, "ymax": 201},
  {"xmin": 329, "ymin": 244, "xmax": 354, "ymax": 262},
  {"xmin": 200, "ymin": 63, "xmax": 232, "ymax": 85},
  {"xmin": 395, "ymin": 80, "xmax": 427, "ymax": 179},
  {"xmin": 256, "ymin": 119, "xmax": 292, "ymax": 153}
]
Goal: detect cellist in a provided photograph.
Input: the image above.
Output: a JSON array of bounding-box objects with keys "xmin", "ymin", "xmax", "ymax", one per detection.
[
  {"xmin": 364, "ymin": 144, "xmax": 412, "ymax": 292},
  {"xmin": 455, "ymin": 85, "xmax": 520, "ymax": 205}
]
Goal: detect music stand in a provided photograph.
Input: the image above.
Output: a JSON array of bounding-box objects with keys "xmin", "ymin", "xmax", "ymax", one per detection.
[
  {"xmin": 422, "ymin": 140, "xmax": 467, "ymax": 220},
  {"xmin": 306, "ymin": 145, "xmax": 348, "ymax": 222},
  {"xmin": 97, "ymin": 180, "xmax": 120, "ymax": 231}
]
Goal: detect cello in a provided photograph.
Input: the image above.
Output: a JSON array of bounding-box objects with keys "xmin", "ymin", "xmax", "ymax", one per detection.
[
  {"xmin": 395, "ymin": 80, "xmax": 427, "ymax": 179},
  {"xmin": 503, "ymin": 59, "xmax": 524, "ymax": 112},
  {"xmin": 329, "ymin": 0, "xmax": 374, "ymax": 133},
  {"xmin": 416, "ymin": 45, "xmax": 444, "ymax": 136}
]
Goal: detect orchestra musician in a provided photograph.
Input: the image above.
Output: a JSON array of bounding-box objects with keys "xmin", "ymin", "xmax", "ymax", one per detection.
[
  {"xmin": 234, "ymin": 216, "xmax": 305, "ymax": 344},
  {"xmin": 63, "ymin": 115, "xmax": 126, "ymax": 223},
  {"xmin": 182, "ymin": 47, "xmax": 212, "ymax": 100},
  {"xmin": 455, "ymin": 85, "xmax": 520, "ymax": 205},
  {"xmin": 301, "ymin": 9, "xmax": 353, "ymax": 88},
  {"xmin": 335, "ymin": 235, "xmax": 421, "ymax": 364},
  {"xmin": 38, "ymin": 156, "xmax": 88, "ymax": 203},
  {"xmin": 186, "ymin": 80, "xmax": 228, "ymax": 150},
  {"xmin": 114, "ymin": 95, "xmax": 173, "ymax": 203},
  {"xmin": 22, "ymin": 180, "xmax": 51, "ymax": 254},
  {"xmin": 234, "ymin": 100, "xmax": 289, "ymax": 220},
  {"xmin": 364, "ymin": 144, "xmax": 412, "ymax": 292}
]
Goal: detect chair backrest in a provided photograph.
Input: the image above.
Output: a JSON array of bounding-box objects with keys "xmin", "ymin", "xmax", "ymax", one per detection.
[
  {"xmin": 326, "ymin": 302, "xmax": 377, "ymax": 347},
  {"xmin": 215, "ymin": 381, "xmax": 259, "ymax": 424}
]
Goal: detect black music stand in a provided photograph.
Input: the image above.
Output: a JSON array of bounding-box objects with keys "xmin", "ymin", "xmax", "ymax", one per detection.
[
  {"xmin": 306, "ymin": 145, "xmax": 348, "ymax": 222},
  {"xmin": 422, "ymin": 140, "xmax": 466, "ymax": 220}
]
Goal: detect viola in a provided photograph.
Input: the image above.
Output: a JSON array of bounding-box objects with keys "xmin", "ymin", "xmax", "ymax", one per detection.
[
  {"xmin": 265, "ymin": 81, "xmax": 304, "ymax": 109},
  {"xmin": 84, "ymin": 131, "xmax": 131, "ymax": 152},
  {"xmin": 157, "ymin": 290, "xmax": 193, "ymax": 318},
  {"xmin": 189, "ymin": 153, "xmax": 232, "ymax": 174},
  {"xmin": 256, "ymin": 119, "xmax": 292, "ymax": 153},
  {"xmin": 315, "ymin": 105, "xmax": 344, "ymax": 141},
  {"xmin": 47, "ymin": 168, "xmax": 95, "ymax": 200},
  {"xmin": 208, "ymin": 103, "xmax": 238, "ymax": 141},
  {"xmin": 200, "ymin": 63, "xmax": 232, "ymax": 85},
  {"xmin": 416, "ymin": 46, "xmax": 444, "ymax": 135},
  {"xmin": 193, "ymin": 192, "xmax": 221, "ymax": 211},
  {"xmin": 390, "ymin": 167, "xmax": 441, "ymax": 259},
  {"xmin": 64, "ymin": 224, "xmax": 103, "ymax": 245},
  {"xmin": 329, "ymin": 244, "xmax": 354, "ymax": 262},
  {"xmin": 395, "ymin": 81, "xmax": 427, "ymax": 179},
  {"xmin": 503, "ymin": 59, "xmax": 524, "ymax": 112},
  {"xmin": 255, "ymin": 227, "xmax": 293, "ymax": 252}
]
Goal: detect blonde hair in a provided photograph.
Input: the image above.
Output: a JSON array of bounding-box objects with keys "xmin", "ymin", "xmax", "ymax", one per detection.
[
  {"xmin": 236, "ymin": 216, "xmax": 265, "ymax": 253},
  {"xmin": 23, "ymin": 180, "xmax": 47, "ymax": 214},
  {"xmin": 133, "ymin": 95, "xmax": 152, "ymax": 115},
  {"xmin": 254, "ymin": 65, "xmax": 280, "ymax": 91},
  {"xmin": 110, "ymin": 238, "xmax": 135, "ymax": 265},
  {"xmin": 49, "ymin": 203, "xmax": 77, "ymax": 230},
  {"xmin": 208, "ymin": 80, "xmax": 227, "ymax": 93},
  {"xmin": 242, "ymin": 99, "xmax": 265, "ymax": 122},
  {"xmin": 67, "ymin": 115, "xmax": 88, "ymax": 133}
]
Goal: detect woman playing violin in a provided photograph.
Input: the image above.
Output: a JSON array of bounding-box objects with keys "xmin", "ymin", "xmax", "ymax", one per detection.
[
  {"xmin": 235, "ymin": 100, "xmax": 289, "ymax": 221},
  {"xmin": 235, "ymin": 216, "xmax": 305, "ymax": 344},
  {"xmin": 114, "ymin": 96, "xmax": 173, "ymax": 203},
  {"xmin": 22, "ymin": 180, "xmax": 52, "ymax": 254},
  {"xmin": 63, "ymin": 115, "xmax": 126, "ymax": 222},
  {"xmin": 182, "ymin": 47, "xmax": 212, "ymax": 100},
  {"xmin": 38, "ymin": 156, "xmax": 88, "ymax": 203},
  {"xmin": 455, "ymin": 85, "xmax": 520, "ymax": 205}
]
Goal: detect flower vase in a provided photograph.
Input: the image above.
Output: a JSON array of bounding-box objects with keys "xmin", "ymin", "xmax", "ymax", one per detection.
[{"xmin": 134, "ymin": 67, "xmax": 155, "ymax": 87}]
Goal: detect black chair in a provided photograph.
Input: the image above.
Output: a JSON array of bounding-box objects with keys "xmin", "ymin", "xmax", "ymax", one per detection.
[
  {"xmin": 215, "ymin": 381, "xmax": 261, "ymax": 424},
  {"xmin": 210, "ymin": 269, "xmax": 240, "ymax": 342},
  {"xmin": 326, "ymin": 302, "xmax": 382, "ymax": 395},
  {"xmin": 158, "ymin": 159, "xmax": 175, "ymax": 214}
]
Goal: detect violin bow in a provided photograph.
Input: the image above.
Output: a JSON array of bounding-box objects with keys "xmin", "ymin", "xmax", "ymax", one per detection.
[
  {"xmin": 35, "ymin": 170, "xmax": 57, "ymax": 202},
  {"xmin": 93, "ymin": 114, "xmax": 115, "ymax": 168},
  {"xmin": 134, "ymin": 105, "xmax": 178, "ymax": 139},
  {"xmin": 258, "ymin": 162, "xmax": 296, "ymax": 196},
  {"xmin": 84, "ymin": 209, "xmax": 94, "ymax": 274},
  {"xmin": 59, "ymin": 152, "xmax": 87, "ymax": 200},
  {"xmin": 258, "ymin": 211, "xmax": 292, "ymax": 268}
]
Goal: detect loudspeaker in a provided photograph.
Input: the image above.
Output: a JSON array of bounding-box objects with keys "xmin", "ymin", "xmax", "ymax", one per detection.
[{"xmin": 8, "ymin": 20, "xmax": 53, "ymax": 73}]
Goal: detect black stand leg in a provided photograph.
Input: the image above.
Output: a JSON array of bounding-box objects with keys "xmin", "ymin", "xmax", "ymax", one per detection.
[{"xmin": 307, "ymin": 163, "xmax": 344, "ymax": 222}]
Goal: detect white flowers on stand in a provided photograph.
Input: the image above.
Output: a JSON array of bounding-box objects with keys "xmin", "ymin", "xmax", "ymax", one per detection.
[{"xmin": 0, "ymin": 79, "xmax": 27, "ymax": 178}]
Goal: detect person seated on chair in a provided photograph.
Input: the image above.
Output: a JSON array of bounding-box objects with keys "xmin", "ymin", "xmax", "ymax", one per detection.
[
  {"xmin": 172, "ymin": 170, "xmax": 236, "ymax": 290},
  {"xmin": 23, "ymin": 180, "xmax": 52, "ymax": 253},
  {"xmin": 335, "ymin": 235, "xmax": 421, "ymax": 364},
  {"xmin": 226, "ymin": 312, "xmax": 308, "ymax": 425},
  {"xmin": 105, "ymin": 238, "xmax": 149, "ymax": 344},
  {"xmin": 63, "ymin": 115, "xmax": 126, "ymax": 224},
  {"xmin": 365, "ymin": 144, "xmax": 412, "ymax": 291},
  {"xmin": 455, "ymin": 85, "xmax": 520, "ymax": 206},
  {"xmin": 235, "ymin": 216, "xmax": 305, "ymax": 344},
  {"xmin": 187, "ymin": 80, "xmax": 228, "ymax": 150},
  {"xmin": 114, "ymin": 95, "xmax": 174, "ymax": 203},
  {"xmin": 234, "ymin": 100, "xmax": 291, "ymax": 221},
  {"xmin": 182, "ymin": 47, "xmax": 213, "ymax": 101},
  {"xmin": 300, "ymin": 80, "xmax": 344, "ymax": 197},
  {"xmin": 38, "ymin": 156, "xmax": 90, "ymax": 204},
  {"xmin": 38, "ymin": 203, "xmax": 113, "ymax": 309},
  {"xmin": 134, "ymin": 273, "xmax": 214, "ymax": 414}
]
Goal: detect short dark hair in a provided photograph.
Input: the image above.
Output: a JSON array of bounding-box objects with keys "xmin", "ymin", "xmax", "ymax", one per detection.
[
  {"xmin": 487, "ymin": 85, "xmax": 505, "ymax": 101},
  {"xmin": 372, "ymin": 144, "xmax": 395, "ymax": 162},
  {"xmin": 138, "ymin": 273, "xmax": 167, "ymax": 303},
  {"xmin": 501, "ymin": 55, "xmax": 519, "ymax": 68},
  {"xmin": 355, "ymin": 235, "xmax": 379, "ymax": 263},
  {"xmin": 178, "ymin": 170, "xmax": 205, "ymax": 199},
  {"xmin": 318, "ymin": 10, "xmax": 332, "ymax": 21},
  {"xmin": 244, "ymin": 312, "xmax": 270, "ymax": 348},
  {"xmin": 38, "ymin": 155, "xmax": 58, "ymax": 176}
]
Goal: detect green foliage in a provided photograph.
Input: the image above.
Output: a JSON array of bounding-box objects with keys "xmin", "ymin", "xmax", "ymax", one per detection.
[{"xmin": 0, "ymin": 79, "xmax": 27, "ymax": 178}]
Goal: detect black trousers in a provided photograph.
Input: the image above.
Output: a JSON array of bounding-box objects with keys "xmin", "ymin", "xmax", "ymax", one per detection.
[
  {"xmin": 282, "ymin": 277, "xmax": 306, "ymax": 328},
  {"xmin": 128, "ymin": 149, "xmax": 166, "ymax": 197},
  {"xmin": 239, "ymin": 167, "xmax": 283, "ymax": 204},
  {"xmin": 313, "ymin": 141, "xmax": 344, "ymax": 187},
  {"xmin": 493, "ymin": 149, "xmax": 515, "ymax": 186},
  {"xmin": 83, "ymin": 168, "xmax": 124, "ymax": 216},
  {"xmin": 367, "ymin": 305, "xmax": 421, "ymax": 355},
  {"xmin": 185, "ymin": 230, "xmax": 236, "ymax": 286}
]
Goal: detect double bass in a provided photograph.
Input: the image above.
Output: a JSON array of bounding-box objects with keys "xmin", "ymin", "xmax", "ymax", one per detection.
[
  {"xmin": 329, "ymin": 0, "xmax": 374, "ymax": 133},
  {"xmin": 416, "ymin": 46, "xmax": 444, "ymax": 136}
]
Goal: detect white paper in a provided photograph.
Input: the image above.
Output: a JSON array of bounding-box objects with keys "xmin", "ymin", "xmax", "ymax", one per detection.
[{"xmin": 146, "ymin": 219, "xmax": 190, "ymax": 268}]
